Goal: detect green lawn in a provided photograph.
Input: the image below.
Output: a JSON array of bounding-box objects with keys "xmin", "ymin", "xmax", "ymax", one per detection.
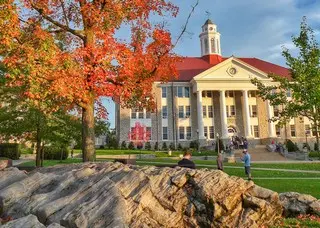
[
  {"xmin": 17, "ymin": 158, "xmax": 320, "ymax": 198},
  {"xmin": 74, "ymin": 149, "xmax": 217, "ymax": 157}
]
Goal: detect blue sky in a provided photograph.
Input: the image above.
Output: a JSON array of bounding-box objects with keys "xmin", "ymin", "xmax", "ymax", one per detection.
[{"xmin": 104, "ymin": 0, "xmax": 320, "ymax": 128}]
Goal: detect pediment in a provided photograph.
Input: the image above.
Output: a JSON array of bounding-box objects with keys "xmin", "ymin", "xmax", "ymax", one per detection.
[{"xmin": 193, "ymin": 57, "xmax": 270, "ymax": 81}]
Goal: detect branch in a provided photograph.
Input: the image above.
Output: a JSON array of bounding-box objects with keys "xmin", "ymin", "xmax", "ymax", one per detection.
[
  {"xmin": 31, "ymin": 4, "xmax": 85, "ymax": 41},
  {"xmin": 59, "ymin": 0, "xmax": 70, "ymax": 28},
  {"xmin": 172, "ymin": 0, "xmax": 199, "ymax": 49}
]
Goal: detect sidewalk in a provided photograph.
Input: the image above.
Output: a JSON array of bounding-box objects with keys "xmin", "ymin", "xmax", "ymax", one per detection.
[{"xmin": 137, "ymin": 161, "xmax": 320, "ymax": 174}]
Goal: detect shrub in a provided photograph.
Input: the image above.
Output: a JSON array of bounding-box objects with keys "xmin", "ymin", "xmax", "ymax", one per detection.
[
  {"xmin": 99, "ymin": 145, "xmax": 105, "ymax": 149},
  {"xmin": 43, "ymin": 145, "xmax": 69, "ymax": 160},
  {"xmin": 0, "ymin": 143, "xmax": 21, "ymax": 160},
  {"xmin": 315, "ymin": 142, "xmax": 319, "ymax": 151},
  {"xmin": 286, "ymin": 139, "xmax": 299, "ymax": 152},
  {"xmin": 145, "ymin": 142, "xmax": 151, "ymax": 150},
  {"xmin": 154, "ymin": 142, "xmax": 159, "ymax": 151},
  {"xmin": 177, "ymin": 143, "xmax": 183, "ymax": 151},
  {"xmin": 215, "ymin": 139, "xmax": 225, "ymax": 152},
  {"xmin": 136, "ymin": 142, "xmax": 143, "ymax": 150},
  {"xmin": 309, "ymin": 151, "xmax": 320, "ymax": 158},
  {"xmin": 303, "ymin": 143, "xmax": 311, "ymax": 150},
  {"xmin": 162, "ymin": 142, "xmax": 168, "ymax": 151},
  {"xmin": 121, "ymin": 141, "xmax": 127, "ymax": 150},
  {"xmin": 169, "ymin": 142, "xmax": 175, "ymax": 150},
  {"xmin": 128, "ymin": 141, "xmax": 135, "ymax": 150},
  {"xmin": 190, "ymin": 140, "xmax": 199, "ymax": 150}
]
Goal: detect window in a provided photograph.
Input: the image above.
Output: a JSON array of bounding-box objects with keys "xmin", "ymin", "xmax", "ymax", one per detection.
[
  {"xmin": 230, "ymin": 105, "xmax": 236, "ymax": 116},
  {"xmin": 251, "ymin": 105, "xmax": 257, "ymax": 117},
  {"xmin": 312, "ymin": 125, "xmax": 317, "ymax": 137},
  {"xmin": 162, "ymin": 87, "xmax": 167, "ymax": 98},
  {"xmin": 131, "ymin": 108, "xmax": 138, "ymax": 119},
  {"xmin": 162, "ymin": 127, "xmax": 168, "ymax": 140},
  {"xmin": 211, "ymin": 38, "xmax": 216, "ymax": 53},
  {"xmin": 273, "ymin": 105, "xmax": 279, "ymax": 117},
  {"xmin": 185, "ymin": 106, "xmax": 191, "ymax": 117},
  {"xmin": 178, "ymin": 106, "xmax": 184, "ymax": 118},
  {"xmin": 146, "ymin": 127, "xmax": 151, "ymax": 140},
  {"xmin": 184, "ymin": 87, "xmax": 190, "ymax": 98},
  {"xmin": 276, "ymin": 125, "xmax": 281, "ymax": 137},
  {"xmin": 138, "ymin": 109, "xmax": 144, "ymax": 119},
  {"xmin": 162, "ymin": 106, "xmax": 167, "ymax": 119},
  {"xmin": 209, "ymin": 126, "xmax": 214, "ymax": 139},
  {"xmin": 146, "ymin": 111, "xmax": 151, "ymax": 119},
  {"xmin": 290, "ymin": 125, "xmax": 296, "ymax": 137},
  {"xmin": 305, "ymin": 124, "xmax": 311, "ymax": 136},
  {"xmin": 179, "ymin": 127, "xmax": 185, "ymax": 140},
  {"xmin": 286, "ymin": 89, "xmax": 292, "ymax": 98},
  {"xmin": 208, "ymin": 105, "xmax": 213, "ymax": 118},
  {"xmin": 249, "ymin": 91, "xmax": 256, "ymax": 97},
  {"xmin": 204, "ymin": 38, "xmax": 208, "ymax": 53},
  {"xmin": 202, "ymin": 91, "xmax": 206, "ymax": 97},
  {"xmin": 253, "ymin": 125, "xmax": 259, "ymax": 138},
  {"xmin": 130, "ymin": 127, "xmax": 136, "ymax": 140},
  {"xmin": 225, "ymin": 91, "xmax": 234, "ymax": 97},
  {"xmin": 207, "ymin": 91, "xmax": 212, "ymax": 97},
  {"xmin": 203, "ymin": 106, "xmax": 207, "ymax": 118},
  {"xmin": 186, "ymin": 127, "xmax": 191, "ymax": 139},
  {"xmin": 204, "ymin": 126, "xmax": 208, "ymax": 138},
  {"xmin": 177, "ymin": 87, "xmax": 183, "ymax": 97}
]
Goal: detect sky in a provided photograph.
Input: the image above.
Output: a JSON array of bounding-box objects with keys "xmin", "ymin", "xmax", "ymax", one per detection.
[{"xmin": 104, "ymin": 0, "xmax": 320, "ymax": 128}]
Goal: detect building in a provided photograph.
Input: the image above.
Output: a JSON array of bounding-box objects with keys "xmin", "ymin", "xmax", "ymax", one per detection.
[{"xmin": 116, "ymin": 19, "xmax": 315, "ymax": 148}]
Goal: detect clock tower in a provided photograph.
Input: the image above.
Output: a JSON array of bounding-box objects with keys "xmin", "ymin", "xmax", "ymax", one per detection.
[{"xmin": 199, "ymin": 19, "xmax": 221, "ymax": 57}]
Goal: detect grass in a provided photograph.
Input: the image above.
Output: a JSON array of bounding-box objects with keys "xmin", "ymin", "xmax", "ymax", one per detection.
[
  {"xmin": 73, "ymin": 149, "xmax": 217, "ymax": 157},
  {"xmin": 17, "ymin": 158, "xmax": 320, "ymax": 198},
  {"xmin": 273, "ymin": 216, "xmax": 320, "ymax": 228}
]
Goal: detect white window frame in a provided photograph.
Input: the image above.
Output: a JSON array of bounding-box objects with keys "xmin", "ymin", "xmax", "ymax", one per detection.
[
  {"xmin": 178, "ymin": 106, "xmax": 184, "ymax": 118},
  {"xmin": 186, "ymin": 126, "xmax": 191, "ymax": 140},
  {"xmin": 290, "ymin": 125, "xmax": 296, "ymax": 137},
  {"xmin": 208, "ymin": 105, "xmax": 213, "ymax": 118},
  {"xmin": 162, "ymin": 87, "xmax": 167, "ymax": 98},
  {"xmin": 162, "ymin": 127, "xmax": 168, "ymax": 140},
  {"xmin": 179, "ymin": 126, "xmax": 185, "ymax": 140},
  {"xmin": 185, "ymin": 106, "xmax": 191, "ymax": 118},
  {"xmin": 162, "ymin": 106, "xmax": 168, "ymax": 119}
]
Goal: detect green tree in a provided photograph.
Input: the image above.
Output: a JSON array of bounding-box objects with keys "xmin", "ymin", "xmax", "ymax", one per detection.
[{"xmin": 252, "ymin": 17, "xmax": 320, "ymax": 151}]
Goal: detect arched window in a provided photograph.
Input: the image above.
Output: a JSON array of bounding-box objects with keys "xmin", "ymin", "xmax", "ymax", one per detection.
[
  {"xmin": 211, "ymin": 38, "xmax": 216, "ymax": 53},
  {"xmin": 204, "ymin": 38, "xmax": 208, "ymax": 54}
]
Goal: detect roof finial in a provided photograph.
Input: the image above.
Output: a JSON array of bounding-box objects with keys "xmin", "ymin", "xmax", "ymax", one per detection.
[{"xmin": 205, "ymin": 11, "xmax": 211, "ymax": 19}]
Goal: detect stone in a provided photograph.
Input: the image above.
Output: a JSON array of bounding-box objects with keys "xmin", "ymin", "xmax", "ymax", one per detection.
[
  {"xmin": 279, "ymin": 192, "xmax": 320, "ymax": 217},
  {"xmin": 1, "ymin": 214, "xmax": 45, "ymax": 228},
  {"xmin": 0, "ymin": 162, "xmax": 285, "ymax": 227}
]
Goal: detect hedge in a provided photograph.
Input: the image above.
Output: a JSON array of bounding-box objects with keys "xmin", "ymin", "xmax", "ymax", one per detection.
[
  {"xmin": 0, "ymin": 143, "xmax": 21, "ymax": 160},
  {"xmin": 309, "ymin": 151, "xmax": 320, "ymax": 158},
  {"xmin": 43, "ymin": 146, "xmax": 69, "ymax": 160}
]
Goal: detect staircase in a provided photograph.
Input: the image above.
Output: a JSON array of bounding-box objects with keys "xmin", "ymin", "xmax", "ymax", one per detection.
[{"xmin": 233, "ymin": 145, "xmax": 288, "ymax": 162}]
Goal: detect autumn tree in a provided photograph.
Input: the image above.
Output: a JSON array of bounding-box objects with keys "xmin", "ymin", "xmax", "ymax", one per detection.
[
  {"xmin": 128, "ymin": 122, "xmax": 151, "ymax": 149},
  {"xmin": 0, "ymin": 0, "xmax": 199, "ymax": 161},
  {"xmin": 252, "ymin": 17, "xmax": 320, "ymax": 150}
]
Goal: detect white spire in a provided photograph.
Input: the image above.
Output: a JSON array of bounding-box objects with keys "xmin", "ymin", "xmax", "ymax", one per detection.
[{"xmin": 199, "ymin": 19, "xmax": 221, "ymax": 56}]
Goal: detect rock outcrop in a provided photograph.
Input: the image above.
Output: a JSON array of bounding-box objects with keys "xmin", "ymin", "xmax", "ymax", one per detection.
[
  {"xmin": 279, "ymin": 192, "xmax": 320, "ymax": 217},
  {"xmin": 0, "ymin": 163, "xmax": 283, "ymax": 227}
]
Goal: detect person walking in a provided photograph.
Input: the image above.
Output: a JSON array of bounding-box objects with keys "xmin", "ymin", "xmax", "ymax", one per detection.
[
  {"xmin": 216, "ymin": 152, "xmax": 224, "ymax": 171},
  {"xmin": 240, "ymin": 149, "xmax": 252, "ymax": 180},
  {"xmin": 178, "ymin": 150, "xmax": 196, "ymax": 169}
]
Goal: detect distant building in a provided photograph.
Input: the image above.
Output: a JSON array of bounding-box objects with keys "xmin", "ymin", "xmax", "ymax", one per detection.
[{"xmin": 116, "ymin": 19, "xmax": 316, "ymax": 148}]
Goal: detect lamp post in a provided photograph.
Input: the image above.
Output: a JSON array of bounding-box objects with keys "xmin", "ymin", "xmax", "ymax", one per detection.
[
  {"xmin": 216, "ymin": 133, "xmax": 220, "ymax": 153},
  {"xmin": 196, "ymin": 129, "xmax": 200, "ymax": 153}
]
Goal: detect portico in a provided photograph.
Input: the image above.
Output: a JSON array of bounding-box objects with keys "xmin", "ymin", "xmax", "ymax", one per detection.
[{"xmin": 191, "ymin": 57, "xmax": 275, "ymax": 141}]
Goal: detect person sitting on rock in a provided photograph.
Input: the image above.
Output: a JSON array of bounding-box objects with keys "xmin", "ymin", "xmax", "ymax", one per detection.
[{"xmin": 178, "ymin": 150, "xmax": 196, "ymax": 169}]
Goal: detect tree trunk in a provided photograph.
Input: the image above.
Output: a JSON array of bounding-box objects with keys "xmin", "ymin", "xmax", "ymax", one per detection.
[
  {"xmin": 36, "ymin": 122, "xmax": 41, "ymax": 167},
  {"xmin": 82, "ymin": 102, "xmax": 95, "ymax": 162}
]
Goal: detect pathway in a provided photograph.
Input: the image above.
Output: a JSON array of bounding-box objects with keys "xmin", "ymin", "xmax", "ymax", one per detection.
[{"xmin": 137, "ymin": 161, "xmax": 320, "ymax": 174}]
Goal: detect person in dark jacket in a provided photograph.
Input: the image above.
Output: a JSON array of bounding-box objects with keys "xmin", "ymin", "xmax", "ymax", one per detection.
[{"xmin": 178, "ymin": 150, "xmax": 196, "ymax": 169}]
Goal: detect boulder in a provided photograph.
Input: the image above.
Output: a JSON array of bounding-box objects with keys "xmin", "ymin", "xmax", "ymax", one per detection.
[
  {"xmin": 0, "ymin": 162, "xmax": 284, "ymax": 227},
  {"xmin": 279, "ymin": 192, "xmax": 320, "ymax": 217}
]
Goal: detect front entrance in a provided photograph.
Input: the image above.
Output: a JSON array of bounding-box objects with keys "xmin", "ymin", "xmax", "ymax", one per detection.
[{"xmin": 227, "ymin": 126, "xmax": 237, "ymax": 137}]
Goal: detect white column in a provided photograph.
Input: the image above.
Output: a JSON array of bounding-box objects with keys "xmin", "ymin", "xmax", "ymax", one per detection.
[
  {"xmin": 196, "ymin": 90, "xmax": 205, "ymax": 139},
  {"xmin": 267, "ymin": 100, "xmax": 276, "ymax": 137},
  {"xmin": 243, "ymin": 90, "xmax": 252, "ymax": 138},
  {"xmin": 219, "ymin": 90, "xmax": 228, "ymax": 138}
]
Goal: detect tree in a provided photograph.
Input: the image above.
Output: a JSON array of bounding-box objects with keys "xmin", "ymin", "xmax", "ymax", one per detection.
[
  {"xmin": 252, "ymin": 17, "xmax": 320, "ymax": 151},
  {"xmin": 0, "ymin": 0, "xmax": 199, "ymax": 161},
  {"xmin": 128, "ymin": 122, "xmax": 151, "ymax": 149}
]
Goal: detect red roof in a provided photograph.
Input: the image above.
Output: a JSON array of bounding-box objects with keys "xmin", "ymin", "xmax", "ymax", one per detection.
[{"xmin": 175, "ymin": 55, "xmax": 290, "ymax": 81}]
